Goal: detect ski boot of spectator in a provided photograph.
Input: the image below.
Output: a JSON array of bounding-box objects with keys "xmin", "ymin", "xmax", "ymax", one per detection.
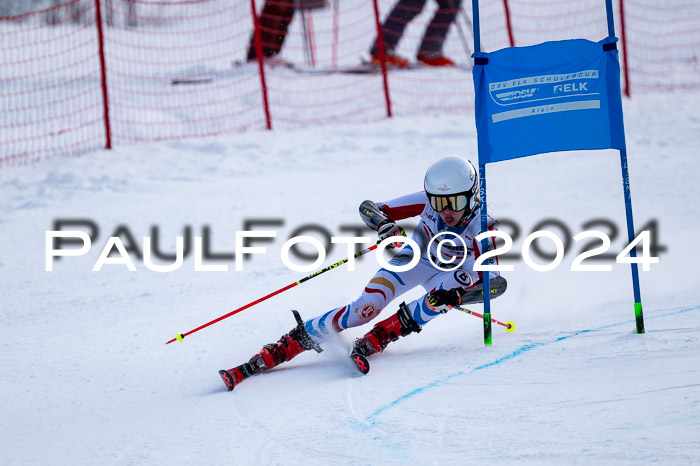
[
  {"xmin": 371, "ymin": 52, "xmax": 410, "ymax": 69},
  {"xmin": 417, "ymin": 55, "xmax": 455, "ymax": 67}
]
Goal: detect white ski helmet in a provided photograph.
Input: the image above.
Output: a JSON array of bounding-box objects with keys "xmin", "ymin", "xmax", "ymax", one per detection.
[{"xmin": 424, "ymin": 156, "xmax": 479, "ymax": 213}]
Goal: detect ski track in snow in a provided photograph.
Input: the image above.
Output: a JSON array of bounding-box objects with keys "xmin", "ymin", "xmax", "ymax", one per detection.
[{"xmin": 363, "ymin": 304, "xmax": 700, "ymax": 425}]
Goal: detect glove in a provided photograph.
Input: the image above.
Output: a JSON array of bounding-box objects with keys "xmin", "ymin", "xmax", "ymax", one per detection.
[
  {"xmin": 377, "ymin": 220, "xmax": 406, "ymax": 249},
  {"xmin": 427, "ymin": 288, "xmax": 463, "ymax": 313}
]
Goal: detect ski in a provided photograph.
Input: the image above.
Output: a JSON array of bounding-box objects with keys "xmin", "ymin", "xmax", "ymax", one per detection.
[
  {"xmin": 218, "ymin": 362, "xmax": 258, "ymax": 391},
  {"xmin": 218, "ymin": 369, "xmax": 236, "ymax": 391},
  {"xmin": 290, "ymin": 61, "xmax": 471, "ymax": 75},
  {"xmin": 289, "ymin": 63, "xmax": 380, "ymax": 75},
  {"xmin": 171, "ymin": 59, "xmax": 471, "ymax": 84},
  {"xmin": 461, "ymin": 275, "xmax": 507, "ymax": 304},
  {"xmin": 350, "ymin": 352, "xmax": 370, "ymax": 375},
  {"xmin": 171, "ymin": 77, "xmax": 214, "ymax": 85},
  {"xmin": 170, "ymin": 60, "xmax": 262, "ymax": 86},
  {"xmin": 217, "ymin": 278, "xmax": 506, "ymax": 387},
  {"xmin": 218, "ymin": 366, "xmax": 252, "ymax": 392}
]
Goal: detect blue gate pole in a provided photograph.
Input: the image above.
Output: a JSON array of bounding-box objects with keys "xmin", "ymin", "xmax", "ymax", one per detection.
[
  {"xmin": 472, "ymin": 0, "xmax": 481, "ymax": 54},
  {"xmin": 605, "ymin": 0, "xmax": 616, "ymax": 37},
  {"xmin": 620, "ymin": 149, "xmax": 645, "ymax": 333},
  {"xmin": 473, "ymin": 1, "xmax": 490, "ymax": 344},
  {"xmin": 479, "ymin": 163, "xmax": 492, "ymax": 344},
  {"xmin": 607, "ymin": 0, "xmax": 644, "ymax": 334}
]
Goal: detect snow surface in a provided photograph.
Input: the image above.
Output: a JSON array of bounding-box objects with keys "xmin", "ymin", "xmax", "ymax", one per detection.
[{"xmin": 1, "ymin": 90, "xmax": 700, "ymax": 464}]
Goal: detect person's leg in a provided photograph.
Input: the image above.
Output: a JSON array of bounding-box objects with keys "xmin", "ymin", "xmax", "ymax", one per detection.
[
  {"xmin": 221, "ymin": 250, "xmax": 429, "ymax": 389},
  {"xmin": 304, "ymin": 255, "xmax": 431, "ymax": 341},
  {"xmin": 219, "ymin": 309, "xmax": 323, "ymax": 390},
  {"xmin": 417, "ymin": 0, "xmax": 461, "ymax": 59},
  {"xmin": 370, "ymin": 0, "xmax": 428, "ymax": 56},
  {"xmin": 247, "ymin": 0, "xmax": 296, "ymax": 60},
  {"xmin": 351, "ymin": 267, "xmax": 485, "ymax": 357}
]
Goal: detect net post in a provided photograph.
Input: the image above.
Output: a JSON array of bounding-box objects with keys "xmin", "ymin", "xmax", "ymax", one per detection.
[
  {"xmin": 94, "ymin": 0, "xmax": 112, "ymax": 149},
  {"xmin": 371, "ymin": 0, "xmax": 392, "ymax": 118},
  {"xmin": 250, "ymin": 0, "xmax": 272, "ymax": 130},
  {"xmin": 502, "ymin": 0, "xmax": 514, "ymax": 47},
  {"xmin": 618, "ymin": 0, "xmax": 631, "ymax": 97}
]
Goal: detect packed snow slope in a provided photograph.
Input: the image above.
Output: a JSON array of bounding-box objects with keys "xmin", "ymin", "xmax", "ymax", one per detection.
[{"xmin": 1, "ymin": 91, "xmax": 700, "ymax": 464}]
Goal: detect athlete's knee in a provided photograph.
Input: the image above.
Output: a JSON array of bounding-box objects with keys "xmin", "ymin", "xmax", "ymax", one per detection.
[
  {"xmin": 346, "ymin": 301, "xmax": 385, "ymax": 327},
  {"xmin": 364, "ymin": 271, "xmax": 401, "ymax": 304}
]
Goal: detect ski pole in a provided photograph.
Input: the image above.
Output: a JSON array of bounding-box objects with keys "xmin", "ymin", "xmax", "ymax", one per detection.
[
  {"xmin": 166, "ymin": 242, "xmax": 380, "ymax": 344},
  {"xmin": 455, "ymin": 305, "xmax": 515, "ymax": 332},
  {"xmin": 459, "ymin": 7, "xmax": 474, "ymax": 42},
  {"xmin": 448, "ymin": 0, "xmax": 472, "ymax": 60}
]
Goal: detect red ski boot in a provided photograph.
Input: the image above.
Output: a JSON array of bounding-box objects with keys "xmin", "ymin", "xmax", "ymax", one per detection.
[
  {"xmin": 416, "ymin": 55, "xmax": 456, "ymax": 67},
  {"xmin": 350, "ymin": 302, "xmax": 422, "ymax": 374},
  {"xmin": 219, "ymin": 310, "xmax": 322, "ymax": 391}
]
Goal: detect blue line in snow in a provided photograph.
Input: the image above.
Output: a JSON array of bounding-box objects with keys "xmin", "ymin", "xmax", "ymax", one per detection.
[{"xmin": 366, "ymin": 305, "xmax": 700, "ymax": 422}]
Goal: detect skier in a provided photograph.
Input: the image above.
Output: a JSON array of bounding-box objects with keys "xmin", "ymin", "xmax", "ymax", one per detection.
[{"xmin": 219, "ymin": 155, "xmax": 505, "ymax": 390}]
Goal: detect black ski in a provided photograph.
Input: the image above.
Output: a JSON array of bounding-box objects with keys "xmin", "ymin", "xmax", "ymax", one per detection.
[
  {"xmin": 172, "ymin": 77, "xmax": 214, "ymax": 85},
  {"xmin": 218, "ymin": 369, "xmax": 236, "ymax": 391},
  {"xmin": 171, "ymin": 60, "xmax": 261, "ymax": 85},
  {"xmin": 460, "ymin": 275, "xmax": 507, "ymax": 304},
  {"xmin": 289, "ymin": 63, "xmax": 380, "ymax": 75},
  {"xmin": 172, "ymin": 59, "xmax": 471, "ymax": 84},
  {"xmin": 350, "ymin": 352, "xmax": 370, "ymax": 375},
  {"xmin": 290, "ymin": 61, "xmax": 471, "ymax": 76}
]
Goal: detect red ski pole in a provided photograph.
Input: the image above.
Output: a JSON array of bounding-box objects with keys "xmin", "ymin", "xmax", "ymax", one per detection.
[
  {"xmin": 166, "ymin": 242, "xmax": 380, "ymax": 344},
  {"xmin": 455, "ymin": 305, "xmax": 515, "ymax": 332}
]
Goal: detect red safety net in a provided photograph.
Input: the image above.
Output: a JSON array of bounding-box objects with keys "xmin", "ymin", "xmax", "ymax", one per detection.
[
  {"xmin": 371, "ymin": 0, "xmax": 481, "ymax": 117},
  {"xmin": 621, "ymin": 0, "xmax": 700, "ymax": 92},
  {"xmin": 264, "ymin": 0, "xmax": 508, "ymax": 122},
  {"xmin": 104, "ymin": 0, "xmax": 265, "ymax": 143},
  {"xmin": 253, "ymin": 0, "xmax": 388, "ymax": 128},
  {"xmin": 505, "ymin": 0, "xmax": 623, "ymax": 87},
  {"xmin": 0, "ymin": 0, "xmax": 105, "ymax": 167},
  {"xmin": 503, "ymin": 0, "xmax": 700, "ymax": 94},
  {"xmin": 1, "ymin": 0, "xmax": 699, "ymax": 166}
]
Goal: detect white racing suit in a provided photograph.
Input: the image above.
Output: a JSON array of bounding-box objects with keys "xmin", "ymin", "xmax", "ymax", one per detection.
[{"xmin": 304, "ymin": 191, "xmax": 500, "ymax": 343}]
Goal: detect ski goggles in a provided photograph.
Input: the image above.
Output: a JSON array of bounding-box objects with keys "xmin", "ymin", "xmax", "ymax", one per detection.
[{"xmin": 428, "ymin": 193, "xmax": 470, "ymax": 212}]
